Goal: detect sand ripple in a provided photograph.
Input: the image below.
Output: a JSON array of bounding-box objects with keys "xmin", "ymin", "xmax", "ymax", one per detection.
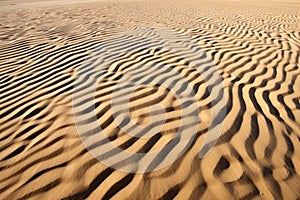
[{"xmin": 0, "ymin": 0, "xmax": 300, "ymax": 199}]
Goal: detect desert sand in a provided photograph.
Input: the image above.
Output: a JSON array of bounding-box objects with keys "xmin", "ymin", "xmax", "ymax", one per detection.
[{"xmin": 0, "ymin": 0, "xmax": 300, "ymax": 199}]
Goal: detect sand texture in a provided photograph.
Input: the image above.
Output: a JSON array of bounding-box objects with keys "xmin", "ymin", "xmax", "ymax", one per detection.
[{"xmin": 0, "ymin": 0, "xmax": 300, "ymax": 199}]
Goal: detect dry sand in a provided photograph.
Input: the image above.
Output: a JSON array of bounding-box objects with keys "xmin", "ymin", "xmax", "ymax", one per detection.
[{"xmin": 0, "ymin": 0, "xmax": 300, "ymax": 199}]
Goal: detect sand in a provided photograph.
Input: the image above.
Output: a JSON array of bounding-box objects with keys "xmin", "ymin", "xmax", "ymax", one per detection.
[{"xmin": 0, "ymin": 0, "xmax": 300, "ymax": 199}]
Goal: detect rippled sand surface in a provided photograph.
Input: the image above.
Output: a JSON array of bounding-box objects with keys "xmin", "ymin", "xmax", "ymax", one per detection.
[{"xmin": 0, "ymin": 0, "xmax": 300, "ymax": 199}]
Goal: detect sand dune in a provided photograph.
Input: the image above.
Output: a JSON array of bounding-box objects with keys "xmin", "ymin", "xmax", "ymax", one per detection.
[{"xmin": 0, "ymin": 0, "xmax": 300, "ymax": 199}]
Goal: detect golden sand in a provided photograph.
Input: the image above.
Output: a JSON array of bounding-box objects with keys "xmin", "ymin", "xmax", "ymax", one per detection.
[{"xmin": 0, "ymin": 0, "xmax": 300, "ymax": 199}]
